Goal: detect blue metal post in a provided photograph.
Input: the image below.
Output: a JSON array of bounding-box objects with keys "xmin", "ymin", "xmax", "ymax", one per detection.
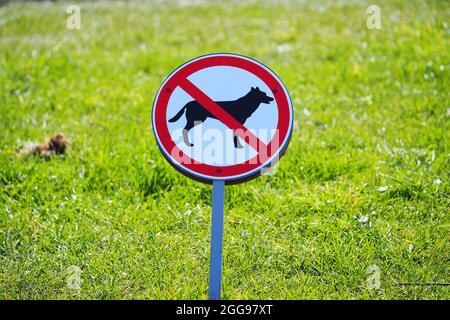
[{"xmin": 208, "ymin": 180, "xmax": 225, "ymax": 300}]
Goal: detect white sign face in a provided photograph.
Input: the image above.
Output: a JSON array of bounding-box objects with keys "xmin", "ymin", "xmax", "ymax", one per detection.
[
  {"xmin": 167, "ymin": 66, "xmax": 279, "ymax": 166},
  {"xmin": 152, "ymin": 53, "xmax": 293, "ymax": 184}
]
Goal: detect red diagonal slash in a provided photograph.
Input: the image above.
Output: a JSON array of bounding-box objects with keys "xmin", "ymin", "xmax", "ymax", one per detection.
[{"xmin": 177, "ymin": 77, "xmax": 268, "ymax": 154}]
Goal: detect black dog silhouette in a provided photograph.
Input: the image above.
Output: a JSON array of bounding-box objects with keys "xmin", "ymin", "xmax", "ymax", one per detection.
[{"xmin": 169, "ymin": 87, "xmax": 274, "ymax": 148}]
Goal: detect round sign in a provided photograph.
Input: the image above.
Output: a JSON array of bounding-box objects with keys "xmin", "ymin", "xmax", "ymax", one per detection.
[{"xmin": 152, "ymin": 53, "xmax": 293, "ymax": 184}]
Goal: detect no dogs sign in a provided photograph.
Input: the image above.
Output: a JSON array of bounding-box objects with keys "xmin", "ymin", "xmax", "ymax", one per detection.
[
  {"xmin": 151, "ymin": 53, "xmax": 293, "ymax": 299},
  {"xmin": 152, "ymin": 53, "xmax": 293, "ymax": 184}
]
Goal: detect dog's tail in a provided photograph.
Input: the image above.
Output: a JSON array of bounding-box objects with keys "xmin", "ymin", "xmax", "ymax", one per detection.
[{"xmin": 168, "ymin": 105, "xmax": 187, "ymax": 123}]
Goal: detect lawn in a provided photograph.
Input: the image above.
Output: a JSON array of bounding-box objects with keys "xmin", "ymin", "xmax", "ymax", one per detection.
[{"xmin": 0, "ymin": 0, "xmax": 449, "ymax": 299}]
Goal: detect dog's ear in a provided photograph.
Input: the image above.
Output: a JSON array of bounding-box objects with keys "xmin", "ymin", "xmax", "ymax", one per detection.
[
  {"xmin": 251, "ymin": 87, "xmax": 255, "ymax": 91},
  {"xmin": 256, "ymin": 87, "xmax": 260, "ymax": 91}
]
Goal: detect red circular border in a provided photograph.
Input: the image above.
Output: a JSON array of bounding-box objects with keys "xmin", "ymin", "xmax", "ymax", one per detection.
[{"xmin": 153, "ymin": 55, "xmax": 291, "ymax": 180}]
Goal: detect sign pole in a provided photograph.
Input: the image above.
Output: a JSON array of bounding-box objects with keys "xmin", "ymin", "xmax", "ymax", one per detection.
[{"xmin": 208, "ymin": 179, "xmax": 225, "ymax": 300}]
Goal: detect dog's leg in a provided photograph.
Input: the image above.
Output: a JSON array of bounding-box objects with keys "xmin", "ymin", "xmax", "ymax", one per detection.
[
  {"xmin": 183, "ymin": 117, "xmax": 206, "ymax": 147},
  {"xmin": 233, "ymin": 134, "xmax": 243, "ymax": 149},
  {"xmin": 183, "ymin": 129, "xmax": 194, "ymax": 147},
  {"xmin": 183, "ymin": 119, "xmax": 200, "ymax": 147}
]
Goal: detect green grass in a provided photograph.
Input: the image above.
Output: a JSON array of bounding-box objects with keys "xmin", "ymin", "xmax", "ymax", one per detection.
[{"xmin": 0, "ymin": 0, "xmax": 449, "ymax": 299}]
